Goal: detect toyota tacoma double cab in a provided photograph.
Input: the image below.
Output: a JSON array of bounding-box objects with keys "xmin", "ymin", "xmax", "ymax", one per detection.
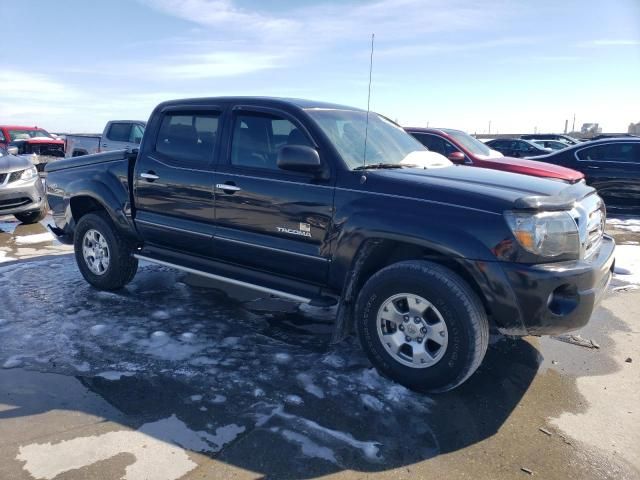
[{"xmin": 45, "ymin": 97, "xmax": 615, "ymax": 393}]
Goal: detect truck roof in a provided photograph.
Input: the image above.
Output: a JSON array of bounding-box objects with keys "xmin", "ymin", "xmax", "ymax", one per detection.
[{"xmin": 154, "ymin": 97, "xmax": 364, "ymax": 112}]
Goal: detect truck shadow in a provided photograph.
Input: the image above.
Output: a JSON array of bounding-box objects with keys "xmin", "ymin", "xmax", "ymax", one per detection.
[{"xmin": 0, "ymin": 260, "xmax": 541, "ymax": 479}]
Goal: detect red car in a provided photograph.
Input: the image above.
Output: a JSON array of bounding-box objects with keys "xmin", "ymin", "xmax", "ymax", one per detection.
[
  {"xmin": 405, "ymin": 127, "xmax": 584, "ymax": 183},
  {"xmin": 0, "ymin": 125, "xmax": 65, "ymax": 171}
]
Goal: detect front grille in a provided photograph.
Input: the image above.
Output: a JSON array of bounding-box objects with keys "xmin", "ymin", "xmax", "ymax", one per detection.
[
  {"xmin": 573, "ymin": 193, "xmax": 605, "ymax": 259},
  {"xmin": 0, "ymin": 197, "xmax": 31, "ymax": 210},
  {"xmin": 8, "ymin": 170, "xmax": 24, "ymax": 183},
  {"xmin": 0, "ymin": 173, "xmax": 6, "ymax": 184}
]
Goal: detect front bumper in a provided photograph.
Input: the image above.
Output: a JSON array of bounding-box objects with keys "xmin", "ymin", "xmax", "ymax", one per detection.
[
  {"xmin": 0, "ymin": 176, "xmax": 46, "ymax": 216},
  {"xmin": 466, "ymin": 236, "xmax": 615, "ymax": 336}
]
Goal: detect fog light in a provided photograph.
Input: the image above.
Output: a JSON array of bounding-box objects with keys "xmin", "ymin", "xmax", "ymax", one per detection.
[{"xmin": 547, "ymin": 284, "xmax": 579, "ymax": 316}]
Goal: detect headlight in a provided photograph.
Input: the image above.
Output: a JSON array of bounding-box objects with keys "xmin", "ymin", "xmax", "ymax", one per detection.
[
  {"xmin": 504, "ymin": 210, "xmax": 580, "ymax": 258},
  {"xmin": 20, "ymin": 166, "xmax": 38, "ymax": 181}
]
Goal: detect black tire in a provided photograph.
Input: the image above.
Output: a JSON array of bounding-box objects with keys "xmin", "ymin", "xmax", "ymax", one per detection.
[
  {"xmin": 355, "ymin": 260, "xmax": 489, "ymax": 393},
  {"xmin": 14, "ymin": 205, "xmax": 48, "ymax": 224},
  {"xmin": 74, "ymin": 212, "xmax": 138, "ymax": 290}
]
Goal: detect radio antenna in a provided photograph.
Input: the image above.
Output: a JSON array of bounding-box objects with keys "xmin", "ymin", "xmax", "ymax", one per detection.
[{"xmin": 363, "ymin": 33, "xmax": 375, "ymax": 169}]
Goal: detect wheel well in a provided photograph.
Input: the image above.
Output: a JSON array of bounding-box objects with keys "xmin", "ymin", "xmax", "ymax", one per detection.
[
  {"xmin": 354, "ymin": 240, "xmax": 492, "ymax": 317},
  {"xmin": 70, "ymin": 196, "xmax": 106, "ymax": 223}
]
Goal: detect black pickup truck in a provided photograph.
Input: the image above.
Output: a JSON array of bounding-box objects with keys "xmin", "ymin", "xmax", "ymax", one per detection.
[{"xmin": 45, "ymin": 97, "xmax": 615, "ymax": 393}]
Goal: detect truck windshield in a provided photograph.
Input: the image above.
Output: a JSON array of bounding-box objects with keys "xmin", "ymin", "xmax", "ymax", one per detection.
[
  {"xmin": 8, "ymin": 129, "xmax": 53, "ymax": 141},
  {"xmin": 306, "ymin": 109, "xmax": 438, "ymax": 169}
]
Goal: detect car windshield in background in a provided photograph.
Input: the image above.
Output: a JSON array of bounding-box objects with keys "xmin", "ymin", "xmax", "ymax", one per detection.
[
  {"xmin": 8, "ymin": 129, "xmax": 53, "ymax": 141},
  {"xmin": 306, "ymin": 109, "xmax": 431, "ymax": 169},
  {"xmin": 442, "ymin": 129, "xmax": 493, "ymax": 156}
]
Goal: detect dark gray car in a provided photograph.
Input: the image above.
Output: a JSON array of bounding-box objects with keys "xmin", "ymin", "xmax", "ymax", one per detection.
[{"xmin": 0, "ymin": 147, "xmax": 47, "ymax": 223}]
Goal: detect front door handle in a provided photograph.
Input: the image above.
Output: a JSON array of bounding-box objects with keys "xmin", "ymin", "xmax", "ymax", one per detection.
[
  {"xmin": 216, "ymin": 183, "xmax": 241, "ymax": 193},
  {"xmin": 140, "ymin": 172, "xmax": 159, "ymax": 181}
]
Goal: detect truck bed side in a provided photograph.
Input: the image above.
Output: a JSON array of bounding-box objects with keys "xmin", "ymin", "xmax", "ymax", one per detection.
[{"xmin": 45, "ymin": 150, "xmax": 139, "ymax": 244}]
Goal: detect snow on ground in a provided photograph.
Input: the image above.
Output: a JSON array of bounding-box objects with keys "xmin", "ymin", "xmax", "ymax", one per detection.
[
  {"xmin": 612, "ymin": 244, "xmax": 640, "ymax": 288},
  {"xmin": 608, "ymin": 217, "xmax": 640, "ymax": 233},
  {"xmin": 0, "ymin": 256, "xmax": 438, "ymax": 467}
]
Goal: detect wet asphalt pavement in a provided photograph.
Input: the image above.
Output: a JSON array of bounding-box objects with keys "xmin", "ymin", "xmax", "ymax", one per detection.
[{"xmin": 0, "ymin": 214, "xmax": 639, "ymax": 479}]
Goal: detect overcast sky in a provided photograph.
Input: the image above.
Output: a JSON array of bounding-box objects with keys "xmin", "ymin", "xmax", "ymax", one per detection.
[{"xmin": 1, "ymin": 0, "xmax": 639, "ymax": 133}]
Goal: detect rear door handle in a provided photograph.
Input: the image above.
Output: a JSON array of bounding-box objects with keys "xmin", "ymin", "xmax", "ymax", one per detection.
[
  {"xmin": 140, "ymin": 172, "xmax": 159, "ymax": 181},
  {"xmin": 216, "ymin": 183, "xmax": 241, "ymax": 193}
]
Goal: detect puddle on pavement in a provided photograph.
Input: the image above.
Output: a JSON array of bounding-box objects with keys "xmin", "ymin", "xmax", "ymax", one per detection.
[
  {"xmin": 0, "ymin": 215, "xmax": 71, "ymax": 263},
  {"xmin": 1, "ymin": 255, "xmax": 637, "ymax": 478}
]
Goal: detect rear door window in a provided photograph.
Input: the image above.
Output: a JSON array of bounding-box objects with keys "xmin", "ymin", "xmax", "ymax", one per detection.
[
  {"xmin": 106, "ymin": 123, "xmax": 133, "ymax": 142},
  {"xmin": 155, "ymin": 111, "xmax": 220, "ymax": 168},
  {"xmin": 577, "ymin": 143, "xmax": 640, "ymax": 163}
]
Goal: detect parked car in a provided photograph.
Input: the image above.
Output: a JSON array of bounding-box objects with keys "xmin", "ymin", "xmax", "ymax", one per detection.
[
  {"xmin": 0, "ymin": 147, "xmax": 48, "ymax": 223},
  {"xmin": 520, "ymin": 134, "xmax": 581, "ymax": 145},
  {"xmin": 0, "ymin": 125, "xmax": 65, "ymax": 171},
  {"xmin": 46, "ymin": 97, "xmax": 614, "ymax": 393},
  {"xmin": 485, "ymin": 138, "xmax": 552, "ymax": 158},
  {"xmin": 406, "ymin": 128, "xmax": 583, "ymax": 182},
  {"xmin": 65, "ymin": 120, "xmax": 146, "ymax": 157},
  {"xmin": 589, "ymin": 134, "xmax": 639, "ymax": 141},
  {"xmin": 529, "ymin": 138, "xmax": 640, "ymax": 212},
  {"xmin": 531, "ymin": 139, "xmax": 569, "ymax": 151}
]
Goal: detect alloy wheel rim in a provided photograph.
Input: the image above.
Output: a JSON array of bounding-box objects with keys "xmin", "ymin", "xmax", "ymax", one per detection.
[
  {"xmin": 376, "ymin": 293, "xmax": 448, "ymax": 369},
  {"xmin": 82, "ymin": 229, "xmax": 110, "ymax": 276}
]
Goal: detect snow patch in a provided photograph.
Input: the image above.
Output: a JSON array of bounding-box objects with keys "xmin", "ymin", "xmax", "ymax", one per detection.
[
  {"xmin": 274, "ymin": 352, "xmax": 292, "ymax": 364},
  {"xmin": 90, "ymin": 324, "xmax": 108, "ymax": 336},
  {"xmin": 2, "ymin": 355, "xmax": 23, "ymax": 369},
  {"xmin": 190, "ymin": 395, "xmax": 203, "ymax": 402},
  {"xmin": 608, "ymin": 217, "xmax": 640, "ymax": 233},
  {"xmin": 96, "ymin": 371, "xmax": 135, "ymax": 380},
  {"xmin": 276, "ymin": 428, "xmax": 338, "ymax": 464},
  {"xmin": 612, "ymin": 244, "xmax": 640, "ymax": 287},
  {"xmin": 151, "ymin": 310, "xmax": 171, "ymax": 320},
  {"xmin": 296, "ymin": 373, "xmax": 324, "ymax": 399},
  {"xmin": 284, "ymin": 394, "xmax": 304, "ymax": 406},
  {"xmin": 360, "ymin": 393, "xmax": 385, "ymax": 412}
]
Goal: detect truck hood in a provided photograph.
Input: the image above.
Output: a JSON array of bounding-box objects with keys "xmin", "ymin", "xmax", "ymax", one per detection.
[
  {"xmin": 478, "ymin": 155, "xmax": 584, "ymax": 183},
  {"xmin": 365, "ymin": 165, "xmax": 595, "ymax": 215},
  {"xmin": 0, "ymin": 152, "xmax": 33, "ymax": 172}
]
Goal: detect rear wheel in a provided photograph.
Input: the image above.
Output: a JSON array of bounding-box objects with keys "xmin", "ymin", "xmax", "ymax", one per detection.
[
  {"xmin": 74, "ymin": 212, "xmax": 138, "ymax": 290},
  {"xmin": 355, "ymin": 260, "xmax": 489, "ymax": 393}
]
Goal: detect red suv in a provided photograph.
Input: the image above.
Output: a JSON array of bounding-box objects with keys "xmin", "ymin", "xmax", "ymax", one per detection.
[{"xmin": 405, "ymin": 127, "xmax": 584, "ymax": 183}]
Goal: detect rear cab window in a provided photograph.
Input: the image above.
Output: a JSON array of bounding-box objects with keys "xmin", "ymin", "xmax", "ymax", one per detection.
[
  {"xmin": 154, "ymin": 111, "xmax": 220, "ymax": 168},
  {"xmin": 106, "ymin": 123, "xmax": 133, "ymax": 142}
]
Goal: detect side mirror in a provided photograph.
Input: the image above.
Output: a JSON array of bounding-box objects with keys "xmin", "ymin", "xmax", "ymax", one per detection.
[
  {"xmin": 448, "ymin": 151, "xmax": 466, "ymax": 163},
  {"xmin": 7, "ymin": 146, "xmax": 18, "ymax": 155},
  {"xmin": 277, "ymin": 145, "xmax": 322, "ymax": 173}
]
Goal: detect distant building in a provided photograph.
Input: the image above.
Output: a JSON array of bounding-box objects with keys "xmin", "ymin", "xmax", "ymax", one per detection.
[
  {"xmin": 581, "ymin": 123, "xmax": 602, "ymax": 135},
  {"xmin": 629, "ymin": 122, "xmax": 640, "ymax": 135}
]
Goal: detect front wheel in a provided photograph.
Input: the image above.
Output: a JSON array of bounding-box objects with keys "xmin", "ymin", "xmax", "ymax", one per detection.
[
  {"xmin": 355, "ymin": 260, "xmax": 489, "ymax": 393},
  {"xmin": 74, "ymin": 212, "xmax": 138, "ymax": 290}
]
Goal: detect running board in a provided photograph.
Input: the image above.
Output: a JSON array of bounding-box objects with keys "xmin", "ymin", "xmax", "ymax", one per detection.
[{"xmin": 134, "ymin": 254, "xmax": 312, "ymax": 304}]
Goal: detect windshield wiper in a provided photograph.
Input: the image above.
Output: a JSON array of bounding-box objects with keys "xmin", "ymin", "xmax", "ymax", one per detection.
[{"xmin": 354, "ymin": 163, "xmax": 415, "ymax": 170}]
